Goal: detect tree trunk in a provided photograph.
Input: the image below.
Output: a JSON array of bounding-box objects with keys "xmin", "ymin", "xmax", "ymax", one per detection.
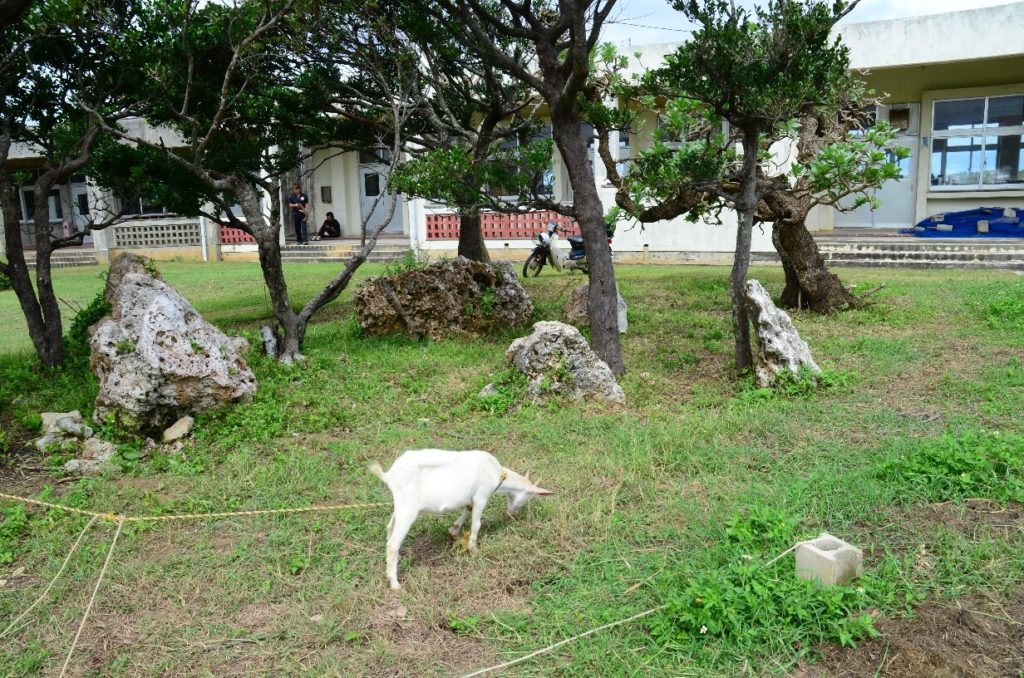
[
  {"xmin": 731, "ymin": 127, "xmax": 760, "ymax": 373},
  {"xmin": 772, "ymin": 219, "xmax": 858, "ymax": 313},
  {"xmin": 457, "ymin": 211, "xmax": 490, "ymax": 262},
  {"xmin": 0, "ymin": 167, "xmax": 54, "ymax": 365},
  {"xmin": 31, "ymin": 180, "xmax": 65, "ymax": 366},
  {"xmin": 233, "ymin": 181, "xmax": 303, "ymax": 363},
  {"xmin": 551, "ymin": 112, "xmax": 624, "ymax": 375}
]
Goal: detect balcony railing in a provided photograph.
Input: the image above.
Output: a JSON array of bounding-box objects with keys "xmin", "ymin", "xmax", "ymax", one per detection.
[
  {"xmin": 219, "ymin": 226, "xmax": 256, "ymax": 244},
  {"xmin": 425, "ymin": 211, "xmax": 579, "ymax": 240}
]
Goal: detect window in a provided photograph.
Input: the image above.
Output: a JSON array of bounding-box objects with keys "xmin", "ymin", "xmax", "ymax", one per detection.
[
  {"xmin": 616, "ymin": 131, "xmax": 631, "ymax": 177},
  {"xmin": 320, "ymin": 186, "xmax": 332, "ymax": 203},
  {"xmin": 363, "ymin": 173, "xmax": 381, "ymax": 197},
  {"xmin": 19, "ymin": 188, "xmax": 62, "ymax": 222},
  {"xmin": 931, "ymin": 95, "xmax": 1024, "ymax": 189},
  {"xmin": 359, "ymin": 148, "xmax": 392, "ymax": 164},
  {"xmin": 117, "ymin": 195, "xmax": 174, "ymax": 217}
]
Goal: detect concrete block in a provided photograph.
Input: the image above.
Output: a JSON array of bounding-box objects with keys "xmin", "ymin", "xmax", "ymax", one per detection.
[
  {"xmin": 795, "ymin": 533, "xmax": 863, "ymax": 586},
  {"xmin": 978, "ymin": 220, "xmax": 989, "ymax": 234}
]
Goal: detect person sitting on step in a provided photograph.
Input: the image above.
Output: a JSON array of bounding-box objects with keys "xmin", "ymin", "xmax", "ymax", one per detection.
[{"xmin": 312, "ymin": 212, "xmax": 342, "ymax": 240}]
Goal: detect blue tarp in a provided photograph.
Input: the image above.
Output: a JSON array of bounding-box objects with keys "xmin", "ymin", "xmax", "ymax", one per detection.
[{"xmin": 901, "ymin": 207, "xmax": 1024, "ymax": 238}]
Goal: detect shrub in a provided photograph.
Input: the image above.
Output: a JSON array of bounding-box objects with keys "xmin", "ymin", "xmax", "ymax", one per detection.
[
  {"xmin": 649, "ymin": 510, "xmax": 879, "ymax": 655},
  {"xmin": 985, "ymin": 283, "xmax": 1024, "ymax": 330},
  {"xmin": 64, "ymin": 291, "xmax": 112, "ymax": 363},
  {"xmin": 875, "ymin": 430, "xmax": 1024, "ymax": 503}
]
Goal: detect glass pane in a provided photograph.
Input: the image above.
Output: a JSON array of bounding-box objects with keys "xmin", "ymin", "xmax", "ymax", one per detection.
[
  {"xmin": 933, "ymin": 98, "xmax": 985, "ymax": 132},
  {"xmin": 49, "ymin": 190, "xmax": 62, "ymax": 220},
  {"xmin": 580, "ymin": 122, "xmax": 595, "ymax": 148},
  {"xmin": 985, "ymin": 134, "xmax": 1024, "ymax": 185},
  {"xmin": 141, "ymin": 199, "xmax": 165, "ymax": 215},
  {"xmin": 931, "ymin": 136, "xmax": 985, "ymax": 186},
  {"xmin": 76, "ymin": 193, "xmax": 90, "ymax": 215},
  {"xmin": 21, "ymin": 189, "xmax": 34, "ymax": 221},
  {"xmin": 535, "ymin": 168, "xmax": 554, "ymax": 196},
  {"xmin": 986, "ymin": 96, "xmax": 1024, "ymax": 129},
  {"xmin": 618, "ymin": 131, "xmax": 630, "ymax": 158},
  {"xmin": 363, "ymin": 173, "xmax": 380, "ymax": 197}
]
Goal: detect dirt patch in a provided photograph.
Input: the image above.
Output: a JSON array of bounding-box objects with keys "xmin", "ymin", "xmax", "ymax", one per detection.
[
  {"xmin": 366, "ymin": 594, "xmax": 499, "ymax": 677},
  {"xmin": 235, "ymin": 602, "xmax": 291, "ymax": 633},
  {"xmin": 793, "ymin": 590, "xmax": 1024, "ymax": 677}
]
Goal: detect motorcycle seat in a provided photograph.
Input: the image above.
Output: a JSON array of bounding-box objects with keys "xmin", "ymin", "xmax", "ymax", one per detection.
[{"xmin": 567, "ymin": 236, "xmax": 585, "ymax": 248}]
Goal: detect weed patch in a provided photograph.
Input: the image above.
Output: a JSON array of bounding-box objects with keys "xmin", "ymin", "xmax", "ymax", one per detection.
[{"xmin": 876, "ymin": 430, "xmax": 1024, "ymax": 504}]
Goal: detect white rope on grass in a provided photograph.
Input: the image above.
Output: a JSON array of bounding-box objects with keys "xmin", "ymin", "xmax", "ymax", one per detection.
[
  {"xmin": 458, "ymin": 540, "xmax": 809, "ymax": 677},
  {"xmin": 59, "ymin": 517, "xmax": 124, "ymax": 678},
  {"xmin": 457, "ymin": 604, "xmax": 669, "ymax": 678},
  {"xmin": 0, "ymin": 514, "xmax": 99, "ymax": 640}
]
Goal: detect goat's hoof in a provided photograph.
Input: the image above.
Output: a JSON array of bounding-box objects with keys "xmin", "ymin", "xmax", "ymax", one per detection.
[{"xmin": 390, "ymin": 581, "xmax": 401, "ymax": 591}]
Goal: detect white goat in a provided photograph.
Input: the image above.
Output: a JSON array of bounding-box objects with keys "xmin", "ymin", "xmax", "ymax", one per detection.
[{"xmin": 369, "ymin": 449, "xmax": 553, "ymax": 590}]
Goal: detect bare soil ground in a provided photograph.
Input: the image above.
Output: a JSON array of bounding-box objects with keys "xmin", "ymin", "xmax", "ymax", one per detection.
[{"xmin": 793, "ymin": 590, "xmax": 1024, "ymax": 678}]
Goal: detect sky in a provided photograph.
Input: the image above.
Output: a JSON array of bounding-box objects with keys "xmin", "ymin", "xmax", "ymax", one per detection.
[{"xmin": 601, "ymin": 0, "xmax": 1019, "ymax": 45}]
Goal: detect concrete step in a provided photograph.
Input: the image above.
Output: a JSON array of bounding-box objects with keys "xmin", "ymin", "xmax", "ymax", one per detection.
[
  {"xmin": 822, "ymin": 250, "xmax": 1024, "ymax": 263},
  {"xmin": 824, "ymin": 257, "xmax": 1024, "ymax": 271},
  {"xmin": 23, "ymin": 251, "xmax": 99, "ymax": 269},
  {"xmin": 817, "ymin": 241, "xmax": 1024, "ymax": 255}
]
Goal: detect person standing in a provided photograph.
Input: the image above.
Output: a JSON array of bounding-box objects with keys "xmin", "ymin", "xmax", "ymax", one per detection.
[{"xmin": 288, "ymin": 182, "xmax": 310, "ymax": 244}]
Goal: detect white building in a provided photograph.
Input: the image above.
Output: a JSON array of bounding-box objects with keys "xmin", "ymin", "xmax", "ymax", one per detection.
[{"xmin": 3, "ymin": 2, "xmax": 1022, "ymax": 264}]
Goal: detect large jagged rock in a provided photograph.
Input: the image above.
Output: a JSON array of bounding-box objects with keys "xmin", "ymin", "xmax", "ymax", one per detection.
[
  {"xmin": 506, "ymin": 321, "xmax": 625, "ymax": 403},
  {"xmin": 563, "ymin": 283, "xmax": 628, "ymax": 334},
  {"xmin": 354, "ymin": 257, "xmax": 533, "ymax": 340},
  {"xmin": 744, "ymin": 279, "xmax": 821, "ymax": 387},
  {"xmin": 89, "ymin": 254, "xmax": 257, "ymax": 433}
]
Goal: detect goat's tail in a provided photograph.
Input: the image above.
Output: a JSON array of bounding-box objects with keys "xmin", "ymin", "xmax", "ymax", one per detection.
[{"xmin": 367, "ymin": 461, "xmax": 387, "ymax": 484}]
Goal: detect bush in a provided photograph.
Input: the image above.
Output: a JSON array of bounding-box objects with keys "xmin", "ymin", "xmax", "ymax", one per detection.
[
  {"xmin": 63, "ymin": 291, "xmax": 111, "ymax": 363},
  {"xmin": 985, "ymin": 283, "xmax": 1024, "ymax": 330},
  {"xmin": 0, "ymin": 269, "xmax": 11, "ymax": 292},
  {"xmin": 875, "ymin": 430, "xmax": 1024, "ymax": 504},
  {"xmin": 649, "ymin": 510, "xmax": 879, "ymax": 654}
]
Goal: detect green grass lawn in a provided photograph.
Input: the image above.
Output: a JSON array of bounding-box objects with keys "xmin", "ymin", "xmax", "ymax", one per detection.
[{"xmin": 0, "ymin": 261, "xmax": 1023, "ymax": 676}]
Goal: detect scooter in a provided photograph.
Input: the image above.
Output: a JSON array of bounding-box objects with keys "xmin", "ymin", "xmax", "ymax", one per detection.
[{"xmin": 522, "ymin": 222, "xmax": 598, "ymax": 277}]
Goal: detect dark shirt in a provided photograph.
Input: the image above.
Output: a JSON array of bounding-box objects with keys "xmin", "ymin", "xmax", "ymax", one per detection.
[
  {"xmin": 321, "ymin": 217, "xmax": 341, "ymax": 234},
  {"xmin": 288, "ymin": 192, "xmax": 308, "ymax": 220}
]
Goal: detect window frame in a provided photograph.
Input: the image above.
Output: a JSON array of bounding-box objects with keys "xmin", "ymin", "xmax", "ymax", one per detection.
[{"xmin": 930, "ymin": 94, "xmax": 1024, "ymax": 191}]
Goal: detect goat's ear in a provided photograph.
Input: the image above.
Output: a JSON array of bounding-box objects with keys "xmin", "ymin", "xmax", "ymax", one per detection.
[{"xmin": 531, "ymin": 485, "xmax": 554, "ymax": 496}]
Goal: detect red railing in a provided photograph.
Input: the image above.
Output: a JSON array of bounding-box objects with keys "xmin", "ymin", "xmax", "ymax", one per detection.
[
  {"xmin": 425, "ymin": 211, "xmax": 579, "ymax": 240},
  {"xmin": 219, "ymin": 226, "xmax": 256, "ymax": 244}
]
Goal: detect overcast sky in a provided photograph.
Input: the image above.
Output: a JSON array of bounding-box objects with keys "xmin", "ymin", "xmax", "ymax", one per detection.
[{"xmin": 602, "ymin": 0, "xmax": 1019, "ymax": 45}]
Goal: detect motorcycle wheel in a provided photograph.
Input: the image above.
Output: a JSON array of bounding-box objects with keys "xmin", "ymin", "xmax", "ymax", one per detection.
[{"xmin": 523, "ymin": 251, "xmax": 545, "ymax": 278}]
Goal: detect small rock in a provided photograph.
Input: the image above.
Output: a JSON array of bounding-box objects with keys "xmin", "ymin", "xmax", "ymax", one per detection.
[
  {"xmin": 309, "ymin": 614, "xmax": 324, "ymax": 623},
  {"xmin": 162, "ymin": 415, "xmax": 195, "ymax": 443},
  {"xmin": 563, "ymin": 283, "xmax": 628, "ymax": 334},
  {"xmin": 63, "ymin": 438, "xmax": 119, "ymax": 476},
  {"xmin": 506, "ymin": 321, "xmax": 625, "ymax": 404},
  {"xmin": 36, "ymin": 411, "xmax": 93, "ymax": 451},
  {"xmin": 478, "ymin": 383, "xmax": 499, "ymax": 398},
  {"xmin": 81, "ymin": 438, "xmax": 117, "ymax": 461},
  {"xmin": 64, "ymin": 458, "xmax": 117, "ymax": 476}
]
